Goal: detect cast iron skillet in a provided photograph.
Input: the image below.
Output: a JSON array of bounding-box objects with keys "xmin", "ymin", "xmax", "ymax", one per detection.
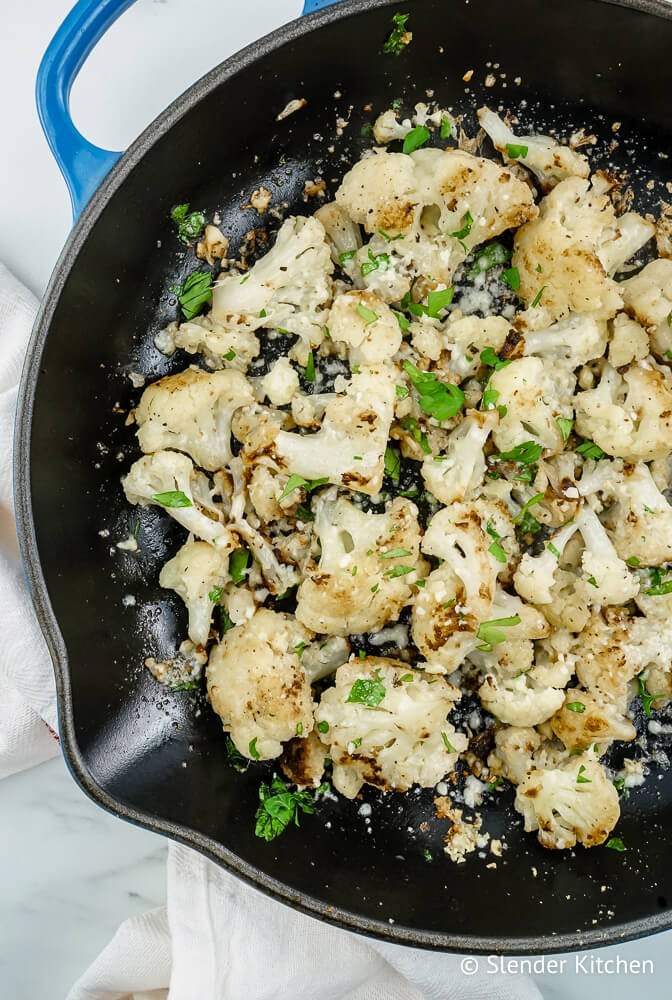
[{"xmin": 15, "ymin": 0, "xmax": 672, "ymax": 954}]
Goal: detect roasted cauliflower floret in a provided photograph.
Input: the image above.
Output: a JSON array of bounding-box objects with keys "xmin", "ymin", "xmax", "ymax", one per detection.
[
  {"xmin": 336, "ymin": 147, "xmax": 537, "ymax": 248},
  {"xmin": 260, "ymin": 357, "xmax": 300, "ymax": 406},
  {"xmin": 135, "ymin": 367, "xmax": 254, "ymax": 472},
  {"xmin": 514, "ymin": 758, "xmax": 620, "ymax": 849},
  {"xmin": 296, "ymin": 495, "xmax": 423, "ymax": 636},
  {"xmin": 512, "ymin": 176, "xmax": 647, "ymax": 319},
  {"xmin": 421, "ymin": 410, "xmax": 498, "ymax": 504},
  {"xmin": 211, "ymin": 216, "xmax": 333, "ymax": 352},
  {"xmin": 443, "ymin": 315, "xmax": 512, "ymax": 378},
  {"xmin": 574, "ymin": 362, "xmax": 672, "ymax": 461},
  {"xmin": 489, "ymin": 356, "xmax": 575, "ymax": 455},
  {"xmin": 327, "ymin": 290, "xmax": 402, "ymax": 364},
  {"xmin": 170, "ymin": 314, "xmax": 260, "ymax": 371},
  {"xmin": 274, "ymin": 365, "xmax": 396, "ymax": 495},
  {"xmin": 523, "ymin": 314, "xmax": 608, "ymax": 367},
  {"xmin": 607, "ymin": 312, "xmax": 649, "ymax": 368},
  {"xmin": 314, "ymin": 657, "xmax": 467, "ymax": 798},
  {"xmin": 620, "ymin": 259, "xmax": 672, "ymax": 357},
  {"xmin": 551, "ymin": 688, "xmax": 636, "ymax": 749},
  {"xmin": 123, "ymin": 451, "xmax": 233, "ymax": 548},
  {"xmin": 477, "ymin": 106, "xmax": 590, "ymax": 190},
  {"xmin": 488, "ymin": 726, "xmax": 542, "ymax": 785},
  {"xmin": 206, "ymin": 609, "xmax": 315, "ymax": 760},
  {"xmin": 159, "ymin": 539, "xmax": 231, "ymax": 646},
  {"xmin": 602, "ymin": 461, "xmax": 672, "ymax": 566}
]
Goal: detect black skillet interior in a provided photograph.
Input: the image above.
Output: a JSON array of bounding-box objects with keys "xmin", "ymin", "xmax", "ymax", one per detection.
[{"xmin": 21, "ymin": 0, "xmax": 672, "ymax": 952}]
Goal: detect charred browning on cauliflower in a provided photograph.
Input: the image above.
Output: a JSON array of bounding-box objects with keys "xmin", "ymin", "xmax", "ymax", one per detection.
[
  {"xmin": 207, "ymin": 609, "xmax": 315, "ymax": 760},
  {"xmin": 314, "ymin": 657, "xmax": 467, "ymax": 798}
]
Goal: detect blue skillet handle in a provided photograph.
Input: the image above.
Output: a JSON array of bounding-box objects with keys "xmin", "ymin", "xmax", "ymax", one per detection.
[
  {"xmin": 36, "ymin": 0, "xmax": 137, "ymax": 220},
  {"xmin": 37, "ymin": 0, "xmax": 343, "ymax": 220},
  {"xmin": 302, "ymin": 0, "xmax": 343, "ymax": 11}
]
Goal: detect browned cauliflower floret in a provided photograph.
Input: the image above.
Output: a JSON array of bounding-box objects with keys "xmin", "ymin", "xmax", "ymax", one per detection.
[
  {"xmin": 327, "ymin": 290, "xmax": 402, "ymax": 364},
  {"xmin": 489, "ymin": 356, "xmax": 575, "ymax": 455},
  {"xmin": 159, "ymin": 539, "xmax": 232, "ymax": 647},
  {"xmin": 574, "ymin": 362, "xmax": 672, "ymax": 462},
  {"xmin": 206, "ymin": 609, "xmax": 315, "ymax": 760},
  {"xmin": 314, "ymin": 656, "xmax": 467, "ymax": 798},
  {"xmin": 601, "ymin": 462, "xmax": 672, "ymax": 566},
  {"xmin": 135, "ymin": 366, "xmax": 254, "ymax": 472},
  {"xmin": 296, "ymin": 494, "xmax": 423, "ymax": 636},
  {"xmin": 620, "ymin": 259, "xmax": 672, "ymax": 358},
  {"xmin": 514, "ymin": 758, "xmax": 620, "ymax": 850},
  {"xmin": 550, "ymin": 688, "xmax": 636, "ymax": 749},
  {"xmin": 274, "ymin": 366, "xmax": 396, "ymax": 496},
  {"xmin": 512, "ymin": 176, "xmax": 651, "ymax": 320}
]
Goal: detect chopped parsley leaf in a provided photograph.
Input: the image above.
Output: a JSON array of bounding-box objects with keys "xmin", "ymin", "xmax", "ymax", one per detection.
[
  {"xmin": 339, "ymin": 249, "xmax": 357, "ymax": 265},
  {"xmin": 441, "ymin": 732, "xmax": 457, "ymax": 753},
  {"xmin": 254, "ymin": 775, "xmax": 325, "ymax": 842},
  {"xmin": 170, "ymin": 271, "xmax": 213, "ymax": 320},
  {"xmin": 152, "ymin": 490, "xmax": 192, "ymax": 509},
  {"xmin": 403, "ymin": 360, "xmax": 465, "ymax": 420},
  {"xmin": 385, "ymin": 564, "xmax": 415, "ymax": 578},
  {"xmin": 248, "ymin": 737, "xmax": 260, "ymax": 760},
  {"xmin": 480, "ymin": 346, "xmax": 511, "ymax": 371},
  {"xmin": 566, "ymin": 701, "xmax": 586, "ymax": 713},
  {"xmin": 384, "ymin": 446, "xmax": 401, "ymax": 483},
  {"xmin": 451, "ymin": 211, "xmax": 473, "ymax": 242},
  {"xmin": 638, "ymin": 674, "xmax": 656, "ymax": 717},
  {"xmin": 170, "ymin": 203, "xmax": 205, "ymax": 244},
  {"xmin": 495, "ymin": 440, "xmax": 542, "ymax": 465},
  {"xmin": 317, "ymin": 720, "xmax": 329, "ymax": 734},
  {"xmin": 383, "ymin": 12, "xmax": 412, "ymax": 56},
  {"xmin": 626, "ymin": 556, "xmax": 640, "ymax": 567},
  {"xmin": 279, "ymin": 474, "xmax": 329, "ymax": 501},
  {"xmin": 556, "ymin": 417, "xmax": 573, "ymax": 442},
  {"xmin": 361, "ymin": 249, "xmax": 391, "ymax": 276},
  {"xmin": 400, "ymin": 673, "xmax": 414, "ymax": 682},
  {"xmin": 547, "ymin": 542, "xmax": 561, "ymax": 558},
  {"xmin": 229, "ymin": 547, "xmax": 250, "ymax": 585},
  {"xmin": 530, "ymin": 285, "xmax": 546, "ymax": 308},
  {"xmin": 304, "ymin": 350, "xmax": 316, "ymax": 382},
  {"xmin": 576, "ymin": 439, "xmax": 605, "ymax": 460},
  {"xmin": 380, "ymin": 546, "xmax": 412, "ymax": 559},
  {"xmin": 476, "ymin": 614, "xmax": 521, "ymax": 651},
  {"xmin": 402, "ymin": 125, "xmax": 430, "ymax": 154},
  {"xmin": 502, "ymin": 266, "xmax": 521, "ymax": 291},
  {"xmin": 392, "ymin": 310, "xmax": 410, "ymax": 334},
  {"xmin": 208, "ymin": 586, "xmax": 224, "ymax": 603},
  {"xmin": 576, "ymin": 764, "xmax": 592, "ymax": 784},
  {"xmin": 605, "ymin": 837, "xmax": 626, "ymax": 852},
  {"xmin": 346, "ymin": 672, "xmax": 386, "ymax": 707},
  {"xmin": 440, "ymin": 116, "xmax": 452, "ymax": 140},
  {"xmin": 506, "ymin": 143, "xmax": 529, "ymax": 159},
  {"xmin": 356, "ymin": 303, "xmax": 379, "ymax": 325}
]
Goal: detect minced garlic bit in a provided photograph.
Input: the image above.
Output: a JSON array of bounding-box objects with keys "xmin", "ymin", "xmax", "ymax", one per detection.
[{"xmin": 276, "ymin": 98, "xmax": 307, "ymax": 122}]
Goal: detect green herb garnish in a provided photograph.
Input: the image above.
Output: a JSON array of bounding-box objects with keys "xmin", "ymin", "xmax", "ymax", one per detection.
[
  {"xmin": 425, "ymin": 287, "xmax": 454, "ymax": 318},
  {"xmin": 605, "ymin": 837, "xmax": 626, "ymax": 852},
  {"xmin": 403, "ymin": 360, "xmax": 465, "ymax": 420},
  {"xmin": 637, "ymin": 674, "xmax": 656, "ymax": 717},
  {"xmin": 255, "ymin": 776, "xmax": 325, "ymax": 842},
  {"xmin": 346, "ymin": 672, "xmax": 386, "ymax": 707},
  {"xmin": 576, "ymin": 765, "xmax": 592, "ymax": 784},
  {"xmin": 441, "ymin": 732, "xmax": 457, "ymax": 753},
  {"xmin": 470, "ymin": 242, "xmax": 510, "ymax": 276},
  {"xmin": 317, "ymin": 720, "xmax": 329, "ymax": 734},
  {"xmin": 361, "ymin": 249, "xmax": 391, "ymax": 277},
  {"xmin": 248, "ymin": 737, "xmax": 261, "ymax": 760},
  {"xmin": 383, "ymin": 12, "xmax": 411, "ymax": 56},
  {"xmin": 170, "ymin": 271, "xmax": 213, "ymax": 320},
  {"xmin": 229, "ymin": 547, "xmax": 250, "ymax": 585},
  {"xmin": 556, "ymin": 417, "xmax": 573, "ymax": 442},
  {"xmin": 339, "ymin": 249, "xmax": 357, "ymax": 265},
  {"xmin": 440, "ymin": 116, "xmax": 452, "ymax": 140},
  {"xmin": 502, "ymin": 266, "xmax": 521, "ymax": 291},
  {"xmin": 403, "ymin": 125, "xmax": 430, "ymax": 154},
  {"xmin": 566, "ymin": 701, "xmax": 586, "ymax": 713},
  {"xmin": 305, "ymin": 350, "xmax": 316, "ymax": 382},
  {"xmin": 530, "ymin": 286, "xmax": 546, "ymax": 308},
  {"xmin": 400, "ymin": 415, "xmax": 431, "ymax": 454},
  {"xmin": 476, "ymin": 614, "xmax": 521, "ymax": 651},
  {"xmin": 279, "ymin": 474, "xmax": 329, "ymax": 501},
  {"xmin": 506, "ymin": 143, "xmax": 529, "ymax": 159},
  {"xmin": 451, "ymin": 211, "xmax": 473, "ymax": 242},
  {"xmin": 495, "ymin": 441, "xmax": 542, "ymax": 465},
  {"xmin": 356, "ymin": 303, "xmax": 379, "ymax": 325},
  {"xmin": 480, "ymin": 347, "xmax": 511, "ymax": 371},
  {"xmin": 380, "ymin": 547, "xmax": 412, "ymax": 560},
  {"xmin": 171, "ymin": 203, "xmax": 205, "ymax": 244},
  {"xmin": 152, "ymin": 490, "xmax": 192, "ymax": 509},
  {"xmin": 576, "ymin": 440, "xmax": 605, "ymax": 460},
  {"xmin": 208, "ymin": 586, "xmax": 224, "ymax": 603}
]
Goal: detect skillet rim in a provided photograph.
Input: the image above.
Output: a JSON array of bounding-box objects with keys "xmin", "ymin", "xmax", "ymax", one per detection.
[{"xmin": 14, "ymin": 0, "xmax": 672, "ymax": 954}]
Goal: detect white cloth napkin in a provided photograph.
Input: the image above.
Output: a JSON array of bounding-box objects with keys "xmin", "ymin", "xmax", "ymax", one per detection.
[{"xmin": 0, "ymin": 262, "xmax": 539, "ymax": 1000}]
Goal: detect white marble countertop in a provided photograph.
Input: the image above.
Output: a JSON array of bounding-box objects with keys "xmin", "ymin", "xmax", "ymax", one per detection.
[{"xmin": 1, "ymin": 1, "xmax": 671, "ymax": 997}]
